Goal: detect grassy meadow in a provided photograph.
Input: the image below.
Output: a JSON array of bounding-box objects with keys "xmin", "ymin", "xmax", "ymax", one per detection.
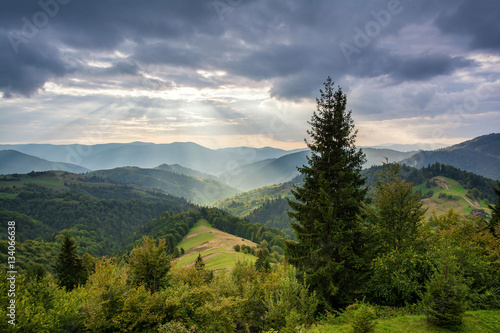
[{"xmin": 175, "ymin": 219, "xmax": 258, "ymax": 271}]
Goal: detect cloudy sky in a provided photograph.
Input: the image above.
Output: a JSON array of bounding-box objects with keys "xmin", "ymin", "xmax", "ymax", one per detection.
[{"xmin": 0, "ymin": 0, "xmax": 499, "ymax": 149}]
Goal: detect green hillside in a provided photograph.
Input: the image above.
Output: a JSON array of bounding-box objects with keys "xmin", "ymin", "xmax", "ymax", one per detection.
[
  {"xmin": 415, "ymin": 176, "xmax": 492, "ymax": 217},
  {"xmin": 215, "ymin": 175, "xmax": 301, "ymax": 217},
  {"xmin": 89, "ymin": 166, "xmax": 240, "ymax": 205},
  {"xmin": 175, "ymin": 219, "xmax": 257, "ymax": 271},
  {"xmin": 216, "ymin": 164, "xmax": 496, "ymax": 238}
]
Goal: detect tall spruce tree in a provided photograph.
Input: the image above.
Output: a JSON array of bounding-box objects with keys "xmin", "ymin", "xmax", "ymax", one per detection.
[
  {"xmin": 285, "ymin": 77, "xmax": 367, "ymax": 309},
  {"xmin": 55, "ymin": 234, "xmax": 86, "ymax": 291}
]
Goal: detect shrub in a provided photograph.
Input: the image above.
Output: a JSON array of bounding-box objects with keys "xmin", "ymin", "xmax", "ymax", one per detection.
[
  {"xmin": 349, "ymin": 302, "xmax": 377, "ymax": 333},
  {"xmin": 233, "ymin": 244, "xmax": 241, "ymax": 252}
]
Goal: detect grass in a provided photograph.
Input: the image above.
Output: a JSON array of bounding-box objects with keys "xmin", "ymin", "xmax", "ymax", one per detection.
[
  {"xmin": 0, "ymin": 193, "xmax": 18, "ymax": 199},
  {"xmin": 307, "ymin": 310, "xmax": 500, "ymax": 333},
  {"xmin": 174, "ymin": 219, "xmax": 257, "ymax": 271},
  {"xmin": 414, "ymin": 177, "xmax": 492, "ymax": 218},
  {"xmin": 176, "ymin": 219, "xmax": 216, "ymax": 251},
  {"xmin": 0, "ymin": 173, "xmax": 65, "ymax": 188}
]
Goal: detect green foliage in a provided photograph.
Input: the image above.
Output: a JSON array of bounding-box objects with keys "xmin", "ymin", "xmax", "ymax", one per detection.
[
  {"xmin": 255, "ymin": 248, "xmax": 271, "ymax": 272},
  {"xmin": 428, "ymin": 210, "xmax": 500, "ymax": 309},
  {"xmin": 157, "ymin": 321, "xmax": 195, "ymax": 333},
  {"xmin": 263, "ymin": 265, "xmax": 318, "ymax": 332},
  {"xmin": 349, "ymin": 302, "xmax": 377, "ymax": 333},
  {"xmin": 286, "ymin": 77, "xmax": 367, "ymax": 309},
  {"xmin": 362, "ymin": 163, "xmax": 431, "ymax": 306},
  {"xmin": 195, "ymin": 253, "xmax": 205, "ymax": 271},
  {"xmin": 233, "ymin": 244, "xmax": 240, "ymax": 252},
  {"xmin": 128, "ymin": 236, "xmax": 172, "ymax": 293},
  {"xmin": 369, "ymin": 248, "xmax": 434, "ymax": 306},
  {"xmin": 422, "ymin": 267, "xmax": 468, "ymax": 329},
  {"xmin": 0, "ymin": 272, "xmax": 87, "ymax": 332},
  {"xmin": 363, "ymin": 162, "xmax": 426, "ymax": 254},
  {"xmin": 55, "ymin": 234, "xmax": 86, "ymax": 291},
  {"xmin": 488, "ymin": 181, "xmax": 500, "ymax": 237}
]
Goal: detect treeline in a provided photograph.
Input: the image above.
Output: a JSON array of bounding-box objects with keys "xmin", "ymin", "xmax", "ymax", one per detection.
[
  {"xmin": 131, "ymin": 207, "xmax": 290, "ymax": 255},
  {"xmin": 245, "ymin": 197, "xmax": 295, "ymax": 239},
  {"xmin": 201, "ymin": 207, "xmax": 289, "ymax": 249},
  {"xmin": 129, "ymin": 209, "xmax": 201, "ymax": 253}
]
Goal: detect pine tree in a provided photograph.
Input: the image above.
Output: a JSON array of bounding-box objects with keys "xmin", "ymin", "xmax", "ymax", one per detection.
[
  {"xmin": 255, "ymin": 248, "xmax": 271, "ymax": 272},
  {"xmin": 488, "ymin": 181, "xmax": 500, "ymax": 238},
  {"xmin": 195, "ymin": 253, "xmax": 205, "ymax": 271},
  {"xmin": 285, "ymin": 77, "xmax": 367, "ymax": 309},
  {"xmin": 55, "ymin": 234, "xmax": 86, "ymax": 291}
]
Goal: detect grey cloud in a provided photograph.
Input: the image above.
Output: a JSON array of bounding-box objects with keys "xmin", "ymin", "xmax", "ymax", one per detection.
[
  {"xmin": 0, "ymin": 0, "xmax": 497, "ymax": 100},
  {"xmin": 435, "ymin": 0, "xmax": 500, "ymax": 51},
  {"xmin": 0, "ymin": 33, "xmax": 71, "ymax": 97}
]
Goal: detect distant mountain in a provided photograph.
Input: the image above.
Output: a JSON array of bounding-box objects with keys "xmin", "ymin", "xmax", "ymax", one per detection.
[
  {"xmin": 366, "ymin": 142, "xmax": 448, "ymax": 152},
  {"xmin": 0, "ymin": 142, "xmax": 417, "ymax": 186},
  {"xmin": 0, "ymin": 142, "xmax": 296, "ymax": 174},
  {"xmin": 156, "ymin": 164, "xmax": 220, "ymax": 181},
  {"xmin": 226, "ymin": 148, "xmax": 415, "ymax": 191},
  {"xmin": 401, "ymin": 133, "xmax": 500, "ymax": 180},
  {"xmin": 0, "ymin": 150, "xmax": 90, "ymax": 175},
  {"xmin": 88, "ymin": 166, "xmax": 240, "ymax": 205},
  {"xmin": 363, "ymin": 148, "xmax": 415, "ymax": 167}
]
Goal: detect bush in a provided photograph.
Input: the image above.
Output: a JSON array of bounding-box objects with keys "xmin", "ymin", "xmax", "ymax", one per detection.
[
  {"xmin": 350, "ymin": 302, "xmax": 377, "ymax": 333},
  {"xmin": 233, "ymin": 244, "xmax": 241, "ymax": 252}
]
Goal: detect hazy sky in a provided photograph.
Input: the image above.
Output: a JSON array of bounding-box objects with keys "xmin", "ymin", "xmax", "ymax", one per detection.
[{"xmin": 1, "ymin": 0, "xmax": 499, "ymax": 149}]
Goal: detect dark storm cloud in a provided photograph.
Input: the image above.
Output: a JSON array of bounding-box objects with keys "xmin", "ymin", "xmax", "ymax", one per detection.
[
  {"xmin": 435, "ymin": 0, "xmax": 500, "ymax": 51},
  {"xmin": 0, "ymin": 0, "xmax": 498, "ymax": 99},
  {"xmin": 0, "ymin": 33, "xmax": 72, "ymax": 97}
]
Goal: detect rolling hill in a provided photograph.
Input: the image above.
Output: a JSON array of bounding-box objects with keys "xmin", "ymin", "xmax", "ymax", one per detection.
[
  {"xmin": 0, "ymin": 150, "xmax": 90, "ymax": 175},
  {"xmin": 87, "ymin": 166, "xmax": 240, "ymax": 205},
  {"xmin": 401, "ymin": 133, "xmax": 500, "ymax": 180}
]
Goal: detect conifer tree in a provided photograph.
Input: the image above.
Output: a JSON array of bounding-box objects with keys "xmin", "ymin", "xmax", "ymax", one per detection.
[
  {"xmin": 55, "ymin": 233, "xmax": 86, "ymax": 291},
  {"xmin": 285, "ymin": 77, "xmax": 367, "ymax": 309},
  {"xmin": 488, "ymin": 181, "xmax": 500, "ymax": 237},
  {"xmin": 195, "ymin": 253, "xmax": 205, "ymax": 271}
]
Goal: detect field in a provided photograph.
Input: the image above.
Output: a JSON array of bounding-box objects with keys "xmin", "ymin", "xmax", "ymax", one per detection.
[
  {"xmin": 307, "ymin": 310, "xmax": 500, "ymax": 332},
  {"xmin": 175, "ymin": 219, "xmax": 258, "ymax": 271},
  {"xmin": 414, "ymin": 177, "xmax": 492, "ymax": 217}
]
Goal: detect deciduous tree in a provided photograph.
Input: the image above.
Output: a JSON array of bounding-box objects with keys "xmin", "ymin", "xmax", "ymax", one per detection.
[{"xmin": 129, "ymin": 236, "xmax": 171, "ymax": 293}]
